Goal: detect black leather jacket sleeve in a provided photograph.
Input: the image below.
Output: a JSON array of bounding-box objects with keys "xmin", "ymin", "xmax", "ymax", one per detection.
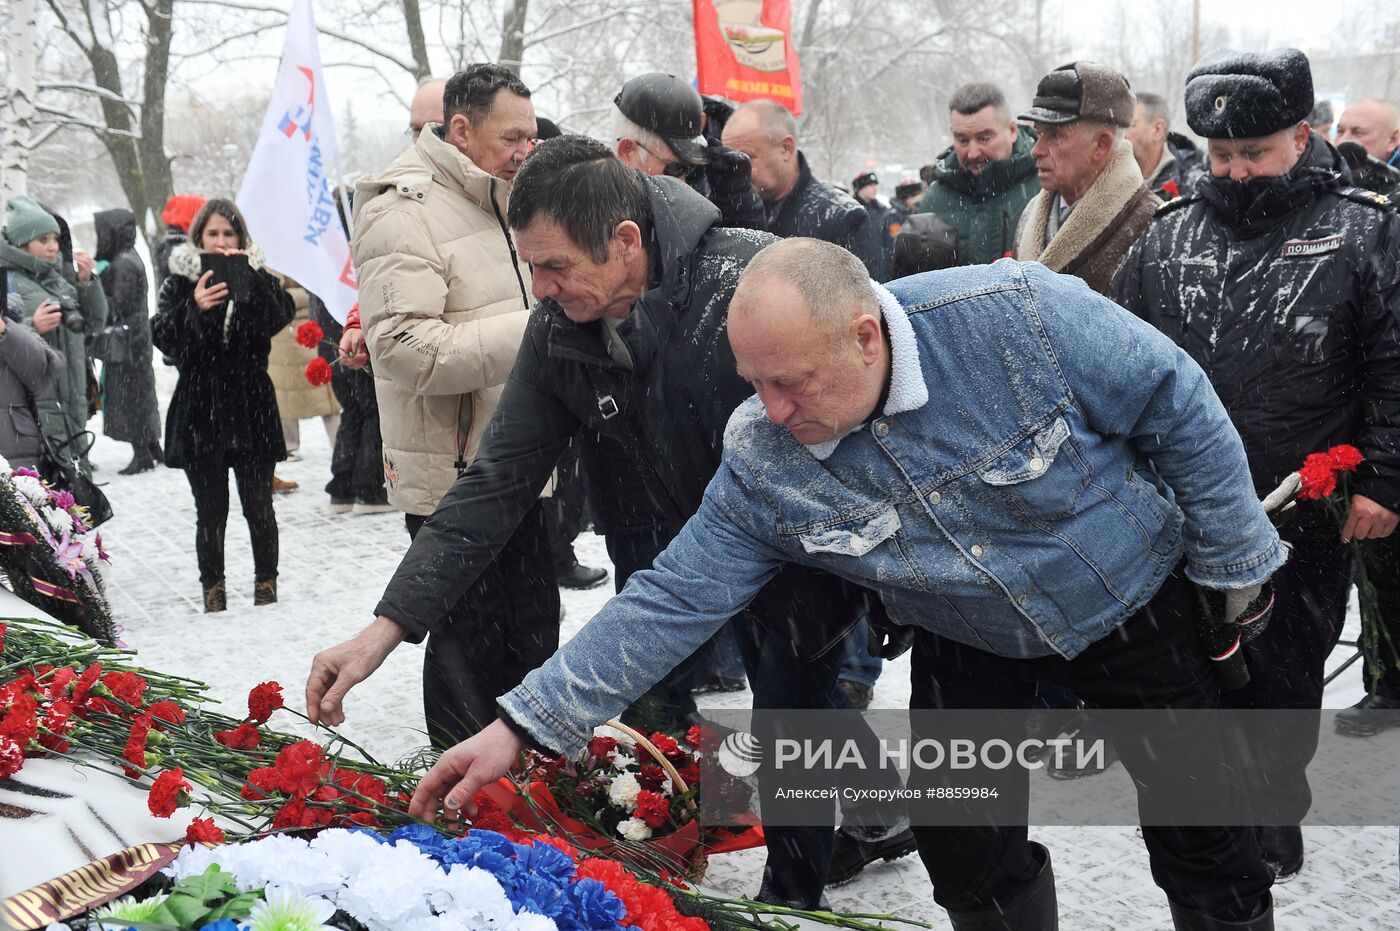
[{"xmin": 374, "ymin": 321, "xmax": 580, "ymax": 642}]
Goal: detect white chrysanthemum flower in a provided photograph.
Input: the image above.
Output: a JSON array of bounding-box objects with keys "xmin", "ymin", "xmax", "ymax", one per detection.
[
  {"xmin": 164, "ymin": 845, "xmax": 220, "ymax": 882},
  {"xmin": 438, "ymin": 864, "xmax": 515, "ymax": 928},
  {"xmin": 95, "ymin": 893, "xmax": 170, "ymax": 924},
  {"xmin": 43, "ymin": 505, "xmax": 70, "ymax": 533},
  {"xmin": 617, "ymin": 817, "xmax": 653, "ymax": 841},
  {"xmin": 504, "ymin": 911, "xmax": 559, "ymax": 931},
  {"xmin": 337, "ymin": 844, "xmax": 441, "ymax": 929},
  {"xmin": 246, "ymin": 887, "xmax": 337, "ymax": 931},
  {"xmin": 223, "ymin": 834, "xmax": 317, "ymax": 892},
  {"xmin": 0, "ymin": 455, "xmax": 12, "ymax": 476},
  {"xmin": 308, "ymin": 828, "xmax": 383, "ymax": 882},
  {"xmin": 607, "ymin": 771, "xmax": 642, "ymax": 809},
  {"xmin": 12, "ymin": 475, "xmax": 46, "ymax": 503}
]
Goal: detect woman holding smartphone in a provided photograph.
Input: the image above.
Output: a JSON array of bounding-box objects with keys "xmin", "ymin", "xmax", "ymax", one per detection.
[{"xmin": 152, "ymin": 198, "xmax": 293, "ymax": 613}]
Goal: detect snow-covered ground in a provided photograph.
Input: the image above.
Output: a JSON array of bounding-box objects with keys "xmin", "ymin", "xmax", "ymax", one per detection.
[{"xmin": 60, "ymin": 367, "xmax": 1400, "ymax": 929}]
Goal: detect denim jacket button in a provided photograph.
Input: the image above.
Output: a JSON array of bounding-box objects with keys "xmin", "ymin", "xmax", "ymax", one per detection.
[
  {"xmin": 1029, "ymin": 456, "xmax": 1046, "ymax": 472},
  {"xmin": 928, "ymin": 490, "xmax": 942, "ymax": 505},
  {"xmin": 971, "ymin": 544, "xmax": 985, "ymax": 557},
  {"xmin": 874, "ymin": 421, "xmax": 890, "ymax": 438}
]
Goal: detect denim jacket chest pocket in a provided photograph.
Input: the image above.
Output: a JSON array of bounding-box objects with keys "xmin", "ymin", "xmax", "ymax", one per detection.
[
  {"xmin": 782, "ymin": 502, "xmax": 928, "ymax": 591},
  {"xmin": 971, "ymin": 416, "xmax": 1090, "ymax": 522}
]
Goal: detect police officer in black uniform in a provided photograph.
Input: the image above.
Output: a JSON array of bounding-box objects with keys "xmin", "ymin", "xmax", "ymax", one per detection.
[{"xmin": 1113, "ymin": 48, "xmax": 1400, "ymax": 888}]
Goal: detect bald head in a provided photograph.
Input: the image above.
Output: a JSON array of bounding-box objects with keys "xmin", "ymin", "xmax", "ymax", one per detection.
[
  {"xmin": 409, "ymin": 79, "xmax": 447, "ymax": 141},
  {"xmin": 733, "ymin": 238, "xmax": 877, "ymax": 336},
  {"xmin": 1337, "ymin": 98, "xmax": 1400, "ymax": 161},
  {"xmin": 723, "ymin": 100, "xmax": 800, "ymax": 200},
  {"xmin": 729, "ymin": 239, "xmax": 888, "ymax": 446}
]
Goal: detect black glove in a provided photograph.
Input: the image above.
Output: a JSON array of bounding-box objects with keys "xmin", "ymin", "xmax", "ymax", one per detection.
[
  {"xmin": 865, "ymin": 597, "xmax": 916, "ymax": 661},
  {"xmin": 704, "ymin": 143, "xmax": 767, "ymax": 230},
  {"xmin": 1193, "ymin": 581, "xmax": 1275, "ymax": 689}
]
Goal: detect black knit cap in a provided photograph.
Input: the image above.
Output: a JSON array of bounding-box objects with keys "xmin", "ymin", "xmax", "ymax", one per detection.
[{"xmin": 1184, "ymin": 48, "xmax": 1314, "ymax": 139}]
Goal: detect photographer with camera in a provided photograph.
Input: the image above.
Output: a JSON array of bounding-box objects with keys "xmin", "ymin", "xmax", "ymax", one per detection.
[{"xmin": 0, "ymin": 197, "xmax": 108, "ymax": 470}]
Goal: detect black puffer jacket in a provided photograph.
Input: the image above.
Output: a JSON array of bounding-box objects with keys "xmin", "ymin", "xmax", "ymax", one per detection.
[
  {"xmin": 765, "ymin": 152, "xmax": 887, "ymax": 280},
  {"xmin": 151, "ymin": 243, "xmax": 294, "ymax": 469},
  {"xmin": 1146, "ymin": 132, "xmax": 1209, "ymax": 198},
  {"xmin": 377, "ymin": 174, "xmax": 867, "ymax": 657},
  {"xmin": 1112, "ymin": 135, "xmax": 1400, "ymax": 518}
]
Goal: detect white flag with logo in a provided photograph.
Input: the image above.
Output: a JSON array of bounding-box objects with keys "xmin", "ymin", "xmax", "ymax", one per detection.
[{"xmin": 237, "ymin": 0, "xmax": 356, "ymax": 322}]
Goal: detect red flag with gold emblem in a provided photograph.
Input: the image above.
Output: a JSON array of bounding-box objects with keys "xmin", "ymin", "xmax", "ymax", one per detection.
[{"xmin": 694, "ymin": 0, "xmax": 802, "ymax": 115}]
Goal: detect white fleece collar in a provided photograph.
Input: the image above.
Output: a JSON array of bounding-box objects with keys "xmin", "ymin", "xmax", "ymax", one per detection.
[{"xmin": 805, "ymin": 282, "xmax": 929, "ymax": 461}]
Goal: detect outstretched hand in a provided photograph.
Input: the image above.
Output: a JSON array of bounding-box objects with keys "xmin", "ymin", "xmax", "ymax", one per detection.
[
  {"xmin": 305, "ymin": 616, "xmax": 406, "ymax": 727},
  {"xmin": 408, "ymin": 719, "xmax": 526, "ymax": 823}
]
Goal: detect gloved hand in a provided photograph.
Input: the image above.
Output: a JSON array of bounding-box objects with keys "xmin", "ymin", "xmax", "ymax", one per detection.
[
  {"xmin": 1193, "ymin": 581, "xmax": 1275, "ymax": 689},
  {"xmin": 1260, "ymin": 472, "xmax": 1302, "ymax": 527},
  {"xmin": 865, "ymin": 598, "xmax": 916, "ymax": 660},
  {"xmin": 706, "ymin": 143, "xmax": 754, "ymax": 195}
]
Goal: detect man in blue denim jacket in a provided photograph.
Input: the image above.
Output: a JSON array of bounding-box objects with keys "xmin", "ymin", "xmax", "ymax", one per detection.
[{"xmin": 412, "ymin": 242, "xmax": 1287, "ymax": 930}]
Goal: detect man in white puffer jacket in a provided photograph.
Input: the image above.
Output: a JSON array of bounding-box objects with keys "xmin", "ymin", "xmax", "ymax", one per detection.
[{"xmin": 348, "ymin": 65, "xmax": 558, "ymax": 749}]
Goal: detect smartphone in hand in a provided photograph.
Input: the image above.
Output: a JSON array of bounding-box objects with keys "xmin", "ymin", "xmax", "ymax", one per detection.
[{"xmin": 199, "ymin": 252, "xmax": 253, "ymax": 303}]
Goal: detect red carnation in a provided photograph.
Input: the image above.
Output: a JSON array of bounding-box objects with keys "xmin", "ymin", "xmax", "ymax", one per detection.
[
  {"xmin": 146, "ymin": 700, "xmax": 186, "ymax": 730},
  {"xmin": 587, "ymin": 736, "xmax": 619, "ymax": 760},
  {"xmin": 0, "ymin": 694, "xmax": 39, "ymax": 745},
  {"xmin": 637, "ymin": 763, "xmax": 668, "ymax": 792},
  {"xmin": 45, "ymin": 666, "xmax": 77, "ymax": 699},
  {"xmin": 72, "ymin": 663, "xmax": 102, "ymax": 707},
  {"xmin": 247, "ymin": 681, "xmax": 284, "ymax": 724},
  {"xmin": 0, "ymin": 735, "xmax": 23, "ymax": 778},
  {"xmin": 0, "ymin": 623, "xmax": 6, "ymax": 654},
  {"xmin": 241, "ymin": 767, "xmax": 280, "ymax": 801},
  {"xmin": 185, "ymin": 816, "xmax": 225, "ymax": 845},
  {"xmin": 1329, "ymin": 444, "xmax": 1363, "ymax": 472},
  {"xmin": 148, "ymin": 767, "xmax": 192, "ymax": 818},
  {"xmin": 305, "ymin": 357, "xmax": 333, "ymax": 387},
  {"xmin": 274, "ymin": 739, "xmax": 329, "ymax": 797},
  {"xmin": 101, "ymin": 671, "xmax": 148, "ymax": 708},
  {"xmin": 272, "ymin": 797, "xmax": 317, "ymax": 829},
  {"xmin": 1298, "ymin": 452, "xmax": 1338, "ymax": 501},
  {"xmin": 295, "ymin": 320, "xmax": 324, "ymax": 349},
  {"xmin": 1161, "ymin": 179, "xmax": 1181, "ymax": 199},
  {"xmin": 216, "ymin": 722, "xmax": 262, "ymax": 750},
  {"xmin": 633, "ymin": 789, "xmax": 671, "ymax": 829},
  {"xmin": 647, "ymin": 731, "xmax": 681, "ymax": 757},
  {"xmin": 677, "ymin": 761, "xmax": 701, "ymax": 788}
]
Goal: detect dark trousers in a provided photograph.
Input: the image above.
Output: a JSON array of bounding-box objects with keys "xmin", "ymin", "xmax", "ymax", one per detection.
[
  {"xmin": 406, "ymin": 500, "xmax": 560, "ymax": 749},
  {"xmin": 909, "ymin": 569, "xmax": 1271, "ymax": 920},
  {"xmin": 326, "ymin": 369, "xmax": 384, "ymax": 502},
  {"xmin": 1221, "ymin": 527, "xmax": 1351, "ymax": 824},
  {"xmin": 733, "ymin": 616, "xmax": 857, "ymax": 908},
  {"xmin": 183, "ymin": 459, "xmax": 278, "ymax": 586},
  {"xmin": 1359, "ymin": 532, "xmax": 1400, "ymax": 697}
]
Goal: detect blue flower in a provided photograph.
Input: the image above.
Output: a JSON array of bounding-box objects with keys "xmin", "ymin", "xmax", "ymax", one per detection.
[
  {"xmin": 389, "ymin": 823, "xmax": 452, "ymax": 861},
  {"xmin": 198, "ymin": 920, "xmax": 242, "ymax": 931},
  {"xmin": 519, "ymin": 840, "xmax": 576, "ymax": 883},
  {"xmin": 561, "ymin": 878, "xmax": 627, "ymax": 931},
  {"xmin": 512, "ymin": 874, "xmax": 568, "ymax": 918}
]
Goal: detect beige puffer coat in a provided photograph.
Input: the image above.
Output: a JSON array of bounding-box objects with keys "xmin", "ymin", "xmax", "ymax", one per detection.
[
  {"xmin": 267, "ymin": 277, "xmax": 340, "ymax": 420},
  {"xmin": 352, "ymin": 125, "xmax": 533, "ymax": 515}
]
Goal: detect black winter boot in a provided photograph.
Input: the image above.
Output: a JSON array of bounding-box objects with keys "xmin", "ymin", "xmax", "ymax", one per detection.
[
  {"xmin": 1256, "ymin": 826, "xmax": 1303, "ymax": 882},
  {"xmin": 946, "ymin": 842, "xmax": 1056, "ymax": 931},
  {"xmin": 1169, "ymin": 893, "xmax": 1273, "ymax": 930}
]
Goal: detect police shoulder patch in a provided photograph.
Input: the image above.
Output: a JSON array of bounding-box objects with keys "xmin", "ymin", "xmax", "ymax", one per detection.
[{"xmin": 1340, "ymin": 186, "xmax": 1392, "ymax": 210}]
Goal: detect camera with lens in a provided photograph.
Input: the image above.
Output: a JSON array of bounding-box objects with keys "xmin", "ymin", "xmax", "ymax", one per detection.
[{"xmin": 57, "ymin": 295, "xmax": 85, "ymax": 333}]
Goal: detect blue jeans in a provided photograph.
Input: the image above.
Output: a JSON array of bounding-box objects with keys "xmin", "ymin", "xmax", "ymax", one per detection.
[{"xmin": 837, "ymin": 617, "xmax": 883, "ymax": 689}]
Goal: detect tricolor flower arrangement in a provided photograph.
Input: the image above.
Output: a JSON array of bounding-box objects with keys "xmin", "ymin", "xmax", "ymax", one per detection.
[{"xmin": 0, "ymin": 455, "xmax": 114, "ymax": 643}]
